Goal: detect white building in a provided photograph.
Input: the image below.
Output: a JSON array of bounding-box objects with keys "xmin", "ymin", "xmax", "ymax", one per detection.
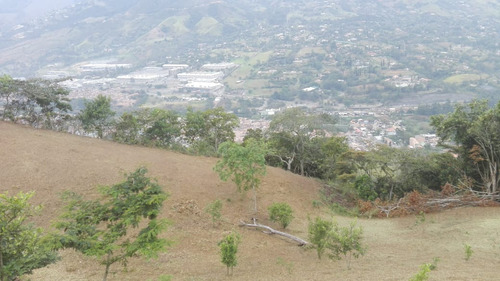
[
  {"xmin": 177, "ymin": 72, "xmax": 224, "ymax": 82},
  {"xmin": 183, "ymin": 82, "xmax": 225, "ymax": 95},
  {"xmin": 201, "ymin": 63, "xmax": 237, "ymax": 71}
]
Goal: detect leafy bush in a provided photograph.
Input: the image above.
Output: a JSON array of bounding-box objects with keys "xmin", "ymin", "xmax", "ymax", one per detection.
[
  {"xmin": 0, "ymin": 192, "xmax": 60, "ymax": 281},
  {"xmin": 328, "ymin": 220, "xmax": 366, "ymax": 269},
  {"xmin": 429, "ymin": 257, "xmax": 440, "ymax": 270},
  {"xmin": 354, "ymin": 174, "xmax": 377, "ymax": 201},
  {"xmin": 409, "ymin": 263, "xmax": 431, "ymax": 281},
  {"xmin": 308, "ymin": 217, "xmax": 333, "ymax": 259},
  {"xmin": 268, "ymin": 202, "xmax": 294, "ymax": 229},
  {"xmin": 308, "ymin": 217, "xmax": 365, "ymax": 267},
  {"xmin": 219, "ymin": 232, "xmax": 241, "ymax": 276},
  {"xmin": 464, "ymin": 243, "xmax": 473, "ymax": 261},
  {"xmin": 205, "ymin": 199, "xmax": 223, "ymax": 226}
]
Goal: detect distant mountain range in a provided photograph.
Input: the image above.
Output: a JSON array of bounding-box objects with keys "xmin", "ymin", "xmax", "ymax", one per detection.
[
  {"xmin": 0, "ymin": 0, "xmax": 499, "ymax": 77},
  {"xmin": 0, "ymin": 0, "xmax": 78, "ymax": 26},
  {"xmin": 0, "ymin": 0, "xmax": 265, "ymax": 76}
]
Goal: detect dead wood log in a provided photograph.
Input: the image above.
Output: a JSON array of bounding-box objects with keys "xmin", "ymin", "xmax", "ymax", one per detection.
[
  {"xmin": 239, "ymin": 220, "xmax": 309, "ymax": 246},
  {"xmin": 375, "ymin": 198, "xmax": 403, "ymax": 218}
]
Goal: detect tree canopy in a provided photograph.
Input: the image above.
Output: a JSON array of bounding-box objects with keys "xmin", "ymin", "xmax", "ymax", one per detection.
[
  {"xmin": 431, "ymin": 100, "xmax": 500, "ymax": 194},
  {"xmin": 53, "ymin": 167, "xmax": 171, "ymax": 281},
  {"xmin": 214, "ymin": 140, "xmax": 267, "ymax": 213},
  {"xmin": 268, "ymin": 107, "xmax": 335, "ymax": 175},
  {"xmin": 185, "ymin": 107, "xmax": 239, "ymax": 155},
  {"xmin": 0, "ymin": 76, "xmax": 71, "ymax": 129},
  {"xmin": 78, "ymin": 95, "xmax": 115, "ymax": 139},
  {"xmin": 0, "ymin": 192, "xmax": 59, "ymax": 281}
]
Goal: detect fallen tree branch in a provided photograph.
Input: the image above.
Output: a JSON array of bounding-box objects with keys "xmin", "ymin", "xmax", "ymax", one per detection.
[
  {"xmin": 375, "ymin": 198, "xmax": 403, "ymax": 218},
  {"xmin": 239, "ymin": 220, "xmax": 309, "ymax": 246}
]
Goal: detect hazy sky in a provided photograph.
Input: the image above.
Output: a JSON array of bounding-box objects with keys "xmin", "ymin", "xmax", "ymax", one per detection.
[{"xmin": 0, "ymin": 0, "xmax": 78, "ymax": 25}]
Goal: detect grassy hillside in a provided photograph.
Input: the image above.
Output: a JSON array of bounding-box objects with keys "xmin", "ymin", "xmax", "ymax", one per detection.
[{"xmin": 1, "ymin": 121, "xmax": 500, "ymax": 280}]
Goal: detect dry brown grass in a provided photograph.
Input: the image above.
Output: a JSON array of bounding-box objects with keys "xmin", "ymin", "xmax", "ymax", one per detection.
[{"xmin": 1, "ymin": 121, "xmax": 500, "ymax": 281}]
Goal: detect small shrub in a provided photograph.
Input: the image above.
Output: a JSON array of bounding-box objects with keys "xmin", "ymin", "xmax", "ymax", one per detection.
[
  {"xmin": 415, "ymin": 211, "xmax": 426, "ymax": 226},
  {"xmin": 409, "ymin": 263, "xmax": 431, "ymax": 281},
  {"xmin": 464, "ymin": 243, "xmax": 473, "ymax": 261},
  {"xmin": 312, "ymin": 200, "xmax": 322, "ymax": 208},
  {"xmin": 268, "ymin": 202, "xmax": 294, "ymax": 228},
  {"xmin": 429, "ymin": 257, "xmax": 440, "ymax": 270},
  {"xmin": 308, "ymin": 217, "xmax": 365, "ymax": 268},
  {"xmin": 328, "ymin": 220, "xmax": 366, "ymax": 269},
  {"xmin": 308, "ymin": 217, "xmax": 333, "ymax": 259},
  {"xmin": 330, "ymin": 203, "xmax": 359, "ymax": 217},
  {"xmin": 219, "ymin": 232, "xmax": 241, "ymax": 276},
  {"xmin": 205, "ymin": 199, "xmax": 223, "ymax": 226}
]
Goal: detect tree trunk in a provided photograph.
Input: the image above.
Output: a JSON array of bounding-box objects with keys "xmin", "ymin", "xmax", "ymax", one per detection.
[
  {"xmin": 0, "ymin": 246, "xmax": 4, "ymax": 281},
  {"xmin": 239, "ymin": 221, "xmax": 309, "ymax": 246},
  {"xmin": 252, "ymin": 185, "xmax": 257, "ymax": 214},
  {"xmin": 278, "ymin": 153, "xmax": 294, "ymax": 171},
  {"xmin": 103, "ymin": 253, "xmax": 112, "ymax": 281},
  {"xmin": 490, "ymin": 162, "xmax": 498, "ymax": 194}
]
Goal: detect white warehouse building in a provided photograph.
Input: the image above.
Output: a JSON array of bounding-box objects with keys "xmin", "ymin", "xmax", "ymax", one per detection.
[{"xmin": 177, "ymin": 71, "xmax": 224, "ymax": 82}]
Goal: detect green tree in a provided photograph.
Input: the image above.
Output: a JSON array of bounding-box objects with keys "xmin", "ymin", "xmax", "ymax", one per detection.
[
  {"xmin": 79, "ymin": 95, "xmax": 115, "ymax": 139},
  {"xmin": 431, "ymin": 100, "xmax": 500, "ymax": 194},
  {"xmin": 0, "ymin": 192, "xmax": 59, "ymax": 281},
  {"xmin": 268, "ymin": 202, "xmax": 294, "ymax": 229},
  {"xmin": 53, "ymin": 167, "xmax": 170, "ymax": 281},
  {"xmin": 328, "ymin": 221, "xmax": 365, "ymax": 269},
  {"xmin": 184, "ymin": 107, "xmax": 239, "ymax": 155},
  {"xmin": 218, "ymin": 232, "xmax": 241, "ymax": 276},
  {"xmin": 143, "ymin": 108, "xmax": 181, "ymax": 148},
  {"xmin": 308, "ymin": 217, "xmax": 365, "ymax": 267},
  {"xmin": 268, "ymin": 107, "xmax": 335, "ymax": 176},
  {"xmin": 242, "ymin": 128, "xmax": 264, "ymax": 144},
  {"xmin": 341, "ymin": 146, "xmax": 460, "ymax": 200},
  {"xmin": 113, "ymin": 108, "xmax": 182, "ymax": 148},
  {"xmin": 205, "ymin": 199, "xmax": 223, "ymax": 226},
  {"xmin": 0, "ymin": 75, "xmax": 16, "ymax": 121},
  {"xmin": 267, "ymin": 131, "xmax": 297, "ymax": 171},
  {"xmin": 308, "ymin": 217, "xmax": 333, "ymax": 259},
  {"xmin": 112, "ymin": 112, "xmax": 141, "ymax": 144},
  {"xmin": 0, "ymin": 77, "xmax": 71, "ymax": 128},
  {"xmin": 214, "ymin": 140, "xmax": 267, "ymax": 213},
  {"xmin": 319, "ymin": 136, "xmax": 350, "ymax": 180},
  {"xmin": 355, "ymin": 174, "xmax": 378, "ymax": 201}
]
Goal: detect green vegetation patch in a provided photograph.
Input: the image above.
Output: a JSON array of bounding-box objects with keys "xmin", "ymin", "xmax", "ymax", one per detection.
[
  {"xmin": 159, "ymin": 16, "xmax": 190, "ymax": 35},
  {"xmin": 195, "ymin": 17, "xmax": 223, "ymax": 36},
  {"xmin": 444, "ymin": 74, "xmax": 482, "ymax": 84},
  {"xmin": 226, "ymin": 51, "xmax": 273, "ymax": 88}
]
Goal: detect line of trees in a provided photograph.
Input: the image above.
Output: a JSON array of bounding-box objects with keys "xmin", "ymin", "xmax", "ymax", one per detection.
[
  {"xmin": 2, "ymin": 76, "xmax": 499, "ymax": 200},
  {"xmin": 0, "ymin": 75, "xmax": 71, "ymax": 130}
]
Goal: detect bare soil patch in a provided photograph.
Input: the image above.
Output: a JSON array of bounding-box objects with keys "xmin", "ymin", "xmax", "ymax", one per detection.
[{"xmin": 1, "ymin": 121, "xmax": 500, "ymax": 280}]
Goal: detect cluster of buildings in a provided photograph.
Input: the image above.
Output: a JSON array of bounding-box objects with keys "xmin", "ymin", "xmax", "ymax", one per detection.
[
  {"xmin": 336, "ymin": 109, "xmax": 439, "ymax": 151},
  {"xmin": 51, "ymin": 61, "xmax": 238, "ymax": 106}
]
